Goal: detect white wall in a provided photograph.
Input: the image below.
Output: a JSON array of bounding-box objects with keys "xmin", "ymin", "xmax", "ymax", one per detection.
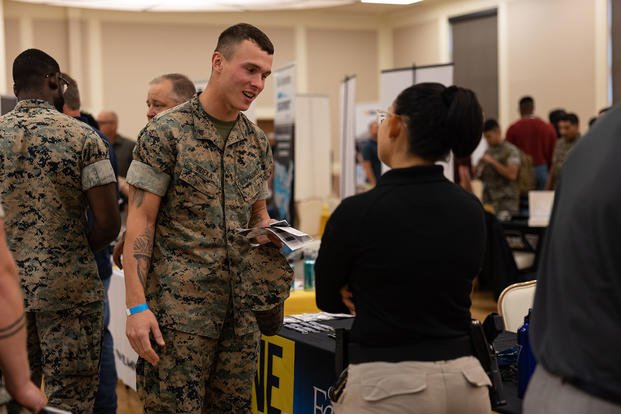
[
  {"xmin": 1, "ymin": 0, "xmax": 611, "ymax": 170},
  {"xmin": 387, "ymin": 0, "xmax": 609, "ymax": 134}
]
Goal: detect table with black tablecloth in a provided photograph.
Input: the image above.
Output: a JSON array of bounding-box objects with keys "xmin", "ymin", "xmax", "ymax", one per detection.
[{"xmin": 255, "ymin": 317, "xmax": 522, "ymax": 414}]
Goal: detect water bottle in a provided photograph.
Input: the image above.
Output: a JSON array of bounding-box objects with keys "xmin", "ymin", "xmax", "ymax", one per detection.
[
  {"xmin": 303, "ymin": 259, "xmax": 315, "ymax": 290},
  {"xmin": 517, "ymin": 309, "xmax": 537, "ymax": 398}
]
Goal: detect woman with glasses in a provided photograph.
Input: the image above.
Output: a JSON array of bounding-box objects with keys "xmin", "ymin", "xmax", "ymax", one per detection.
[{"xmin": 315, "ymin": 83, "xmax": 489, "ymax": 414}]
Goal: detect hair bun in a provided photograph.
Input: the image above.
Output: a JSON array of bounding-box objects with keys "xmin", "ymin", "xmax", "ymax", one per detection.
[{"xmin": 442, "ymin": 85, "xmax": 459, "ymax": 106}]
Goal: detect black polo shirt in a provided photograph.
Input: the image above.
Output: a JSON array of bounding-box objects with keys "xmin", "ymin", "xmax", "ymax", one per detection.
[{"xmin": 315, "ymin": 165, "xmax": 486, "ymax": 348}]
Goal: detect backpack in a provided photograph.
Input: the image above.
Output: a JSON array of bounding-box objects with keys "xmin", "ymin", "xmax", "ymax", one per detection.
[{"xmin": 517, "ymin": 150, "xmax": 535, "ymax": 196}]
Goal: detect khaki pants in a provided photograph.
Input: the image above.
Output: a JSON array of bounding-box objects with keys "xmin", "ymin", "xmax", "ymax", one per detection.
[
  {"xmin": 524, "ymin": 366, "xmax": 621, "ymax": 414},
  {"xmin": 333, "ymin": 356, "xmax": 491, "ymax": 414}
]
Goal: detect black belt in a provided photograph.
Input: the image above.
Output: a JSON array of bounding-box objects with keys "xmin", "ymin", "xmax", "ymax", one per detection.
[
  {"xmin": 348, "ymin": 335, "xmax": 474, "ymax": 364},
  {"xmin": 563, "ymin": 377, "xmax": 621, "ymax": 406}
]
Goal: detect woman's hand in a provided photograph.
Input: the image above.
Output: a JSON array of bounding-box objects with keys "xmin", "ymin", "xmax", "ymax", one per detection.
[{"xmin": 340, "ymin": 286, "xmax": 356, "ymax": 315}]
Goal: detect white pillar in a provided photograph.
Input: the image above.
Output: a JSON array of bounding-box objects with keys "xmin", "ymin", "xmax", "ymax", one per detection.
[
  {"xmin": 497, "ymin": 0, "xmax": 510, "ymax": 130},
  {"xmin": 378, "ymin": 26, "xmax": 393, "ymax": 71},
  {"xmin": 438, "ymin": 14, "xmax": 450, "ymax": 64},
  {"xmin": 294, "ymin": 25, "xmax": 307, "ymax": 93},
  {"xmin": 19, "ymin": 16, "xmax": 34, "ymax": 50},
  {"xmin": 0, "ymin": 0, "xmax": 7, "ymax": 94},
  {"xmin": 67, "ymin": 8, "xmax": 83, "ymax": 88},
  {"xmin": 594, "ymin": 0, "xmax": 610, "ymax": 109},
  {"xmin": 87, "ymin": 17, "xmax": 104, "ymax": 114}
]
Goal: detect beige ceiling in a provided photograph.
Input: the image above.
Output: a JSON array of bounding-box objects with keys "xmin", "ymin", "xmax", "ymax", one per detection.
[{"xmin": 11, "ymin": 0, "xmax": 430, "ymax": 13}]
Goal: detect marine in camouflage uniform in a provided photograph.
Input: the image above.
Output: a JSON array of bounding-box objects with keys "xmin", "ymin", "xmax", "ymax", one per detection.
[
  {"xmin": 477, "ymin": 141, "xmax": 521, "ymax": 214},
  {"xmin": 127, "ymin": 95, "xmax": 291, "ymax": 412},
  {"xmin": 124, "ymin": 25, "xmax": 293, "ymax": 413},
  {"xmin": 549, "ymin": 134, "xmax": 580, "ymax": 190},
  {"xmin": 0, "ymin": 95, "xmax": 116, "ymax": 411}
]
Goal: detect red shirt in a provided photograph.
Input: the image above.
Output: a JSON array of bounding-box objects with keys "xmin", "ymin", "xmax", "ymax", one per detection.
[{"xmin": 506, "ymin": 117, "xmax": 556, "ymax": 166}]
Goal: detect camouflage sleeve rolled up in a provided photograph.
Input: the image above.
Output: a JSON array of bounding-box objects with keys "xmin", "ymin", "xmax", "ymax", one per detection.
[
  {"xmin": 507, "ymin": 144, "xmax": 522, "ymax": 166},
  {"xmin": 125, "ymin": 123, "xmax": 175, "ymax": 197},
  {"xmin": 82, "ymin": 130, "xmax": 116, "ymax": 191}
]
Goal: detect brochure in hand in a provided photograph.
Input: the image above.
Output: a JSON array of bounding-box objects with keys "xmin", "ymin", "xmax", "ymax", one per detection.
[{"xmin": 238, "ymin": 220, "xmax": 313, "ymax": 255}]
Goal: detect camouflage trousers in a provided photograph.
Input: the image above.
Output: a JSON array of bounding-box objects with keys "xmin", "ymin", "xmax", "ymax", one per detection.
[
  {"xmin": 137, "ymin": 308, "xmax": 261, "ymax": 413},
  {"xmin": 26, "ymin": 301, "xmax": 103, "ymax": 413}
]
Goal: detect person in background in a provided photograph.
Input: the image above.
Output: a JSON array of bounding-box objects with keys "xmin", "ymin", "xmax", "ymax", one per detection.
[
  {"xmin": 545, "ymin": 112, "xmax": 580, "ymax": 191},
  {"xmin": 146, "ymin": 73, "xmax": 196, "ymax": 121},
  {"xmin": 506, "ymin": 96, "xmax": 556, "ymax": 190},
  {"xmin": 361, "ymin": 121, "xmax": 382, "ymax": 186},
  {"xmin": 525, "ymin": 104, "xmax": 621, "ymax": 414},
  {"xmin": 548, "ymin": 108, "xmax": 566, "ymax": 138},
  {"xmin": 476, "ymin": 118, "xmax": 521, "ymax": 215},
  {"xmin": 112, "ymin": 72, "xmax": 195, "ymax": 269},
  {"xmin": 315, "ymin": 83, "xmax": 490, "ymax": 414},
  {"xmin": 97, "ymin": 110, "xmax": 135, "ymax": 207},
  {"xmin": 0, "ymin": 198, "xmax": 46, "ymax": 413},
  {"xmin": 0, "ymin": 49, "xmax": 120, "ymax": 412},
  {"xmin": 62, "ymin": 73, "xmax": 120, "ymax": 414}
]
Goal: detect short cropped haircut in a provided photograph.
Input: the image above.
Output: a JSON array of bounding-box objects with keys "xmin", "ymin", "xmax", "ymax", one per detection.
[
  {"xmin": 61, "ymin": 72, "xmax": 80, "ymax": 110},
  {"xmin": 149, "ymin": 73, "xmax": 196, "ymax": 104},
  {"xmin": 559, "ymin": 112, "xmax": 579, "ymax": 125},
  {"xmin": 483, "ymin": 118, "xmax": 500, "ymax": 132},
  {"xmin": 519, "ymin": 96, "xmax": 534, "ymax": 114},
  {"xmin": 215, "ymin": 23, "xmax": 274, "ymax": 59},
  {"xmin": 13, "ymin": 48, "xmax": 60, "ymax": 92}
]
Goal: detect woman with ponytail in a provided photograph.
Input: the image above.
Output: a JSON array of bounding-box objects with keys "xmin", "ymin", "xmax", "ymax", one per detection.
[{"xmin": 315, "ymin": 83, "xmax": 490, "ymax": 413}]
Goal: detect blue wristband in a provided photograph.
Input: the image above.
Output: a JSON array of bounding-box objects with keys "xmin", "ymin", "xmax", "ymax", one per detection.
[{"xmin": 126, "ymin": 303, "xmax": 149, "ymax": 316}]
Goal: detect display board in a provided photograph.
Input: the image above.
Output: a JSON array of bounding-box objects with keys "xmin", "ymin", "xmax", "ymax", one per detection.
[{"xmin": 273, "ymin": 64, "xmax": 296, "ymax": 222}]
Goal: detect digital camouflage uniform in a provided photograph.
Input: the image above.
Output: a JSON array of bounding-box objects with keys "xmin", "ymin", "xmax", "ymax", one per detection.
[
  {"xmin": 0, "ymin": 99, "xmax": 115, "ymax": 412},
  {"xmin": 549, "ymin": 135, "xmax": 580, "ymax": 189},
  {"xmin": 478, "ymin": 141, "xmax": 521, "ymax": 214},
  {"xmin": 126, "ymin": 95, "xmax": 291, "ymax": 413}
]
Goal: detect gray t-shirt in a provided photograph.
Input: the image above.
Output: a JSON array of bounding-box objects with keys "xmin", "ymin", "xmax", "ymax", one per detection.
[{"xmin": 531, "ymin": 105, "xmax": 621, "ymax": 403}]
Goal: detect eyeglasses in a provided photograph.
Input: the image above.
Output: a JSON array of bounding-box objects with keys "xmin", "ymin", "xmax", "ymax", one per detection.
[
  {"xmin": 376, "ymin": 109, "xmax": 389, "ymax": 124},
  {"xmin": 44, "ymin": 73, "xmax": 70, "ymax": 92}
]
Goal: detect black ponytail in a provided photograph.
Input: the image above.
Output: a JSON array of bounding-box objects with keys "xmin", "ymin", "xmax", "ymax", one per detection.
[{"xmin": 394, "ymin": 82, "xmax": 483, "ymax": 161}]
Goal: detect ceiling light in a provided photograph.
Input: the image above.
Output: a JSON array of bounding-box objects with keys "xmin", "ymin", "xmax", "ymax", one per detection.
[
  {"xmin": 360, "ymin": 0, "xmax": 422, "ymax": 4},
  {"xmin": 14, "ymin": 0, "xmax": 358, "ymax": 12}
]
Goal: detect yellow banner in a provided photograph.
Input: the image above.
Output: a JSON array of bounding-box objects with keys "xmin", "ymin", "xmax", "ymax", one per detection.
[{"xmin": 252, "ymin": 335, "xmax": 295, "ymax": 414}]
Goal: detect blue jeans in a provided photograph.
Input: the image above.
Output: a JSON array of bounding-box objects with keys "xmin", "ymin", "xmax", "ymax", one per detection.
[
  {"xmin": 534, "ymin": 164, "xmax": 549, "ymax": 191},
  {"xmin": 94, "ymin": 276, "xmax": 118, "ymax": 413}
]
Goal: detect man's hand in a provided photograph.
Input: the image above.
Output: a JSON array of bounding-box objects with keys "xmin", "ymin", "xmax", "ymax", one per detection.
[
  {"xmin": 126, "ymin": 310, "xmax": 165, "ymax": 366},
  {"xmin": 340, "ymin": 285, "xmax": 356, "ymax": 316},
  {"xmin": 481, "ymin": 153, "xmax": 495, "ymax": 164},
  {"xmin": 113, "ymin": 238, "xmax": 125, "ymax": 268},
  {"xmin": 253, "ymin": 218, "xmax": 283, "ymax": 248},
  {"xmin": 7, "ymin": 379, "xmax": 46, "ymax": 413}
]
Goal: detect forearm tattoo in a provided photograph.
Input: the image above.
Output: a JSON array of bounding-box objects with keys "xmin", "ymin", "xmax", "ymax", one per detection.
[
  {"xmin": 0, "ymin": 313, "xmax": 26, "ymax": 341},
  {"xmin": 133, "ymin": 224, "xmax": 154, "ymax": 289},
  {"xmin": 248, "ymin": 212, "xmax": 264, "ymax": 228}
]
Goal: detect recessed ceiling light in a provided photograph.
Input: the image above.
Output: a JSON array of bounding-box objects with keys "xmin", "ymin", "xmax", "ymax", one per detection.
[
  {"xmin": 13, "ymin": 0, "xmax": 360, "ymax": 12},
  {"xmin": 360, "ymin": 0, "xmax": 422, "ymax": 4}
]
